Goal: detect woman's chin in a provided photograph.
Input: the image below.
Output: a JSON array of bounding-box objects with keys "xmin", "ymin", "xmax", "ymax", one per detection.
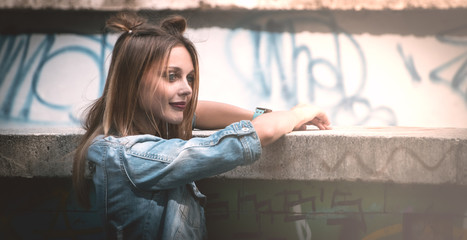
[{"xmin": 165, "ymin": 115, "xmax": 184, "ymax": 125}]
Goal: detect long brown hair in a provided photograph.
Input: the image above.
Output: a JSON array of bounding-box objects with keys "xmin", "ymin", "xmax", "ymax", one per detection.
[{"xmin": 73, "ymin": 12, "xmax": 200, "ymax": 208}]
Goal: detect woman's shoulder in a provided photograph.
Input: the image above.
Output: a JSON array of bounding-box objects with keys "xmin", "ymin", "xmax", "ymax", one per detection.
[
  {"xmin": 90, "ymin": 134, "xmax": 188, "ymax": 152},
  {"xmin": 91, "ymin": 134, "xmax": 164, "ymax": 145}
]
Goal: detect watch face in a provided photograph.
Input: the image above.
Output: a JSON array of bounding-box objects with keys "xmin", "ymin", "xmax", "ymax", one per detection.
[
  {"xmin": 256, "ymin": 107, "xmax": 272, "ymax": 113},
  {"xmin": 253, "ymin": 107, "xmax": 272, "ymax": 120}
]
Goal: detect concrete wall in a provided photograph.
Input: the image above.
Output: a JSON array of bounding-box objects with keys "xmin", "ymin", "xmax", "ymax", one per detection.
[
  {"xmin": 2, "ymin": 177, "xmax": 467, "ymax": 240},
  {"xmin": 1, "ymin": 127, "xmax": 466, "ymax": 239},
  {"xmin": 3, "ymin": 127, "xmax": 467, "ymax": 184}
]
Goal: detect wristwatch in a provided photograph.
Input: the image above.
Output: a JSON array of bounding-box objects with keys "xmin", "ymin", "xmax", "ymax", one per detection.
[{"xmin": 252, "ymin": 107, "xmax": 272, "ymax": 120}]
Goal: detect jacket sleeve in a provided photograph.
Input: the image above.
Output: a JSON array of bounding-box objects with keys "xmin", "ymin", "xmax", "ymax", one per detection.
[{"xmin": 121, "ymin": 120, "xmax": 262, "ymax": 191}]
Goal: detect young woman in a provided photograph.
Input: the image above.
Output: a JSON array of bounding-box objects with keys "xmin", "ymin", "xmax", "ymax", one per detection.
[{"xmin": 73, "ymin": 13, "xmax": 331, "ymax": 239}]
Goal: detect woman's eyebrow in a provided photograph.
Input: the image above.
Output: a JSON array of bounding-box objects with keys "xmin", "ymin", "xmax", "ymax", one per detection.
[
  {"xmin": 166, "ymin": 66, "xmax": 182, "ymax": 72},
  {"xmin": 167, "ymin": 66, "xmax": 195, "ymax": 74}
]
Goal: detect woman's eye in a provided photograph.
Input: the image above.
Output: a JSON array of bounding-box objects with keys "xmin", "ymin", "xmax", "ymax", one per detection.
[
  {"xmin": 187, "ymin": 74, "xmax": 195, "ymax": 83},
  {"xmin": 167, "ymin": 72, "xmax": 177, "ymax": 81}
]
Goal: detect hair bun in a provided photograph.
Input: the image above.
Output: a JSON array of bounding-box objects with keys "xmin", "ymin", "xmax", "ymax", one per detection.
[
  {"xmin": 161, "ymin": 15, "xmax": 187, "ymax": 35},
  {"xmin": 106, "ymin": 12, "xmax": 146, "ymax": 33}
]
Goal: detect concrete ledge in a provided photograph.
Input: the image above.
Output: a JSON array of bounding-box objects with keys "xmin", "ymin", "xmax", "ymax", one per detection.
[
  {"xmin": 0, "ymin": 128, "xmax": 83, "ymax": 178},
  {"xmin": 2, "ymin": 0, "xmax": 467, "ymax": 11},
  {"xmin": 1, "ymin": 127, "xmax": 466, "ymax": 185}
]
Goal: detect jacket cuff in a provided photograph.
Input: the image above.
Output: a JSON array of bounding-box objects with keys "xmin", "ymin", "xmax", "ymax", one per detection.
[{"xmin": 233, "ymin": 120, "xmax": 262, "ymax": 165}]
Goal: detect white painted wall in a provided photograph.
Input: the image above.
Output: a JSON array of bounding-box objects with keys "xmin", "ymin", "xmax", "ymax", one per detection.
[
  {"xmin": 1, "ymin": 16, "xmax": 466, "ymax": 128},
  {"xmin": 195, "ymin": 28, "xmax": 467, "ymax": 128}
]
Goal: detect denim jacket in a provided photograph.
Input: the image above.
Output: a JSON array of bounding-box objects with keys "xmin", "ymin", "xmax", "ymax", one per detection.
[{"xmin": 87, "ymin": 120, "xmax": 262, "ymax": 239}]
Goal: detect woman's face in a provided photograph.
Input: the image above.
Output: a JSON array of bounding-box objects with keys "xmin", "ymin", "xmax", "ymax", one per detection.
[{"xmin": 140, "ymin": 45, "xmax": 194, "ymax": 125}]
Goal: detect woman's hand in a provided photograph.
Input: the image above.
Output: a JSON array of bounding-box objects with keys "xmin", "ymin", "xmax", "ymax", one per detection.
[
  {"xmin": 252, "ymin": 103, "xmax": 331, "ymax": 146},
  {"xmin": 291, "ymin": 104, "xmax": 332, "ymax": 131}
]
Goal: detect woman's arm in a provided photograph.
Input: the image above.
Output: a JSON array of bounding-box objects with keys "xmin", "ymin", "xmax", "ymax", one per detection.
[
  {"xmin": 195, "ymin": 101, "xmax": 331, "ymax": 147},
  {"xmin": 252, "ymin": 104, "xmax": 331, "ymax": 147},
  {"xmin": 195, "ymin": 100, "xmax": 254, "ymax": 130}
]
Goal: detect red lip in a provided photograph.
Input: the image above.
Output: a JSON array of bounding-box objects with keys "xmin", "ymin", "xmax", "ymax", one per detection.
[{"xmin": 170, "ymin": 102, "xmax": 186, "ymax": 110}]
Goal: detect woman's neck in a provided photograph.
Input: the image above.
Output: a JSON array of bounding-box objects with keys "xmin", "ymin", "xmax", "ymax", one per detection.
[{"xmin": 133, "ymin": 109, "xmax": 162, "ymax": 136}]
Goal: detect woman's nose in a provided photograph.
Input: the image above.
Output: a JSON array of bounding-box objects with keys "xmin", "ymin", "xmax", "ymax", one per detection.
[{"xmin": 178, "ymin": 78, "xmax": 192, "ymax": 96}]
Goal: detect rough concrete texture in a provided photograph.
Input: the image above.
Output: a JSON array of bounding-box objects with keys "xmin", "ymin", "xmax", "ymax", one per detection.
[
  {"xmin": 1, "ymin": 127, "xmax": 466, "ymax": 185},
  {"xmin": 221, "ymin": 127, "xmax": 467, "ymax": 186},
  {"xmin": 1, "ymin": 0, "xmax": 467, "ymax": 10},
  {"xmin": 0, "ymin": 128, "xmax": 83, "ymax": 178}
]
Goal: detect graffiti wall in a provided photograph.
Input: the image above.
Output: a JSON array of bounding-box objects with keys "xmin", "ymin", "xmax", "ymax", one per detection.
[
  {"xmin": 1, "ymin": 178, "xmax": 466, "ymax": 240},
  {"xmin": 198, "ymin": 179, "xmax": 467, "ymax": 240},
  {"xmin": 1, "ymin": 12, "xmax": 466, "ymax": 128},
  {"xmin": 1, "ymin": 10, "xmax": 466, "ymax": 240}
]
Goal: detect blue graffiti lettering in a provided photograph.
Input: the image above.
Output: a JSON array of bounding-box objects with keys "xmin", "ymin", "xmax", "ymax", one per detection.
[
  {"xmin": 431, "ymin": 24, "xmax": 467, "ymax": 102},
  {"xmin": 397, "ymin": 43, "xmax": 421, "ymax": 82},
  {"xmin": 0, "ymin": 34, "xmax": 111, "ymax": 125},
  {"xmin": 226, "ymin": 13, "xmax": 396, "ymax": 126}
]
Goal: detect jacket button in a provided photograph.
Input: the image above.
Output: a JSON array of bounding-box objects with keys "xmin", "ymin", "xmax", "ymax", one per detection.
[{"xmin": 242, "ymin": 127, "xmax": 249, "ymax": 132}]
